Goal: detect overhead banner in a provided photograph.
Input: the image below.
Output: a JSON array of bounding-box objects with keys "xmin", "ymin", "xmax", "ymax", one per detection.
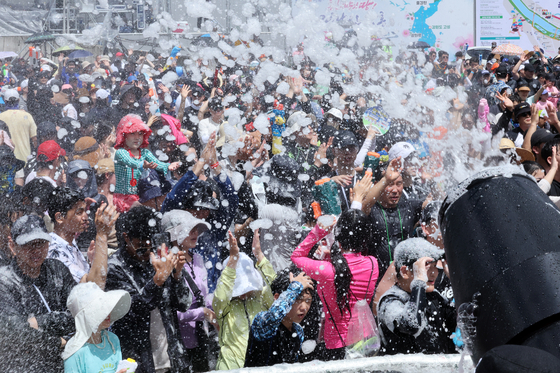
[
  {"xmin": 476, "ymin": 0, "xmax": 560, "ymax": 56},
  {"xmin": 291, "ymin": 0, "xmax": 474, "ymax": 54}
]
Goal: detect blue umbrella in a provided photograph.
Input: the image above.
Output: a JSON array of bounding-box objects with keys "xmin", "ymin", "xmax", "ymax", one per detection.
[{"xmin": 68, "ymin": 50, "xmax": 93, "ymax": 59}]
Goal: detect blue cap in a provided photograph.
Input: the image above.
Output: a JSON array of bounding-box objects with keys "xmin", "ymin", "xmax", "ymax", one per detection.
[{"xmin": 127, "ymin": 75, "xmax": 138, "ymax": 83}]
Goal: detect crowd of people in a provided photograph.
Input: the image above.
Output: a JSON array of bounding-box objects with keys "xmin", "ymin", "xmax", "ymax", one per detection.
[{"xmin": 0, "ymin": 31, "xmax": 558, "ymax": 373}]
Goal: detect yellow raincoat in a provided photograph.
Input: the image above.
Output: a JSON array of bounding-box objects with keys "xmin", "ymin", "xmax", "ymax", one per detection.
[{"xmin": 212, "ymin": 257, "xmax": 277, "ymax": 370}]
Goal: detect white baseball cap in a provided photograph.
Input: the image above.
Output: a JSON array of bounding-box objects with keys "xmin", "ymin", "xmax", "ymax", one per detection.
[
  {"xmin": 389, "ymin": 141, "xmax": 415, "ymax": 161},
  {"xmin": 20, "ymin": 79, "xmax": 28, "ymax": 89},
  {"xmin": 95, "ymin": 89, "xmax": 110, "ymax": 100},
  {"xmin": 3, "ymin": 89, "xmax": 19, "ymax": 101},
  {"xmin": 326, "ymin": 107, "xmax": 343, "ymax": 121}
]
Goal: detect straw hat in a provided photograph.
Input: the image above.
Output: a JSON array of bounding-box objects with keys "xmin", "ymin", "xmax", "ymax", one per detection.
[{"xmin": 499, "ymin": 138, "xmax": 535, "ymax": 162}]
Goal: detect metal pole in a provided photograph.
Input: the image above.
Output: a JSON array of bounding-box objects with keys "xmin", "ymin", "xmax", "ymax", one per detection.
[
  {"xmin": 64, "ymin": 0, "xmax": 67, "ymax": 35},
  {"xmin": 473, "ymin": 0, "xmax": 476, "ymax": 45}
]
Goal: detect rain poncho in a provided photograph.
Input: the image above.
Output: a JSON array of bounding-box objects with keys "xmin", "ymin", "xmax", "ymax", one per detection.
[
  {"xmin": 0, "ymin": 259, "xmax": 77, "ymax": 373},
  {"xmin": 212, "ymin": 253, "xmax": 276, "ymax": 370}
]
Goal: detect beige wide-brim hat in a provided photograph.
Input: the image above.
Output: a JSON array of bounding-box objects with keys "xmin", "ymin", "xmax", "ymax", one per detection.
[{"xmin": 62, "ymin": 283, "xmax": 131, "ymax": 360}]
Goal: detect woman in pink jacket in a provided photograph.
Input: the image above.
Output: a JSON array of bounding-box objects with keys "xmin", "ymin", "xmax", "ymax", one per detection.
[{"xmin": 291, "ymin": 209, "xmax": 379, "ymax": 360}]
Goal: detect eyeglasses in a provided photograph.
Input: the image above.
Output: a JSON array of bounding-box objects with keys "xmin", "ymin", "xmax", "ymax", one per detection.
[
  {"xmin": 518, "ymin": 112, "xmax": 531, "ymax": 118},
  {"xmin": 135, "ymin": 247, "xmax": 153, "ymax": 256}
]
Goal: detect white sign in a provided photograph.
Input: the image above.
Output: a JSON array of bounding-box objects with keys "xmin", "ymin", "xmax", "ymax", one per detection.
[
  {"xmin": 476, "ymin": 0, "xmax": 560, "ymax": 56},
  {"xmin": 291, "ymin": 0, "xmax": 475, "ymax": 54}
]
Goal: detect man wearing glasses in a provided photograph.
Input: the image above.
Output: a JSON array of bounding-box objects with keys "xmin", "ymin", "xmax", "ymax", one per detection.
[{"xmin": 504, "ymin": 102, "xmax": 534, "ymax": 147}]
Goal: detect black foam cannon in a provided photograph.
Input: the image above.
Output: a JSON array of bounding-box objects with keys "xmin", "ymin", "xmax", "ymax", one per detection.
[{"xmin": 439, "ymin": 166, "xmax": 560, "ymax": 363}]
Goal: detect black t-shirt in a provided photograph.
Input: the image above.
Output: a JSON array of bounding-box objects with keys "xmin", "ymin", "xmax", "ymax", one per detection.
[
  {"xmin": 516, "ymin": 77, "xmax": 541, "ymax": 96},
  {"xmin": 504, "ymin": 126, "xmax": 526, "ymax": 147},
  {"xmin": 368, "ymin": 199, "xmax": 423, "ymax": 277},
  {"xmin": 549, "ymin": 179, "xmax": 560, "ymax": 197}
]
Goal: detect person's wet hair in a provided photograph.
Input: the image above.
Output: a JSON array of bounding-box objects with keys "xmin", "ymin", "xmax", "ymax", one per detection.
[
  {"xmin": 0, "ymin": 190, "xmax": 23, "ymax": 228},
  {"xmin": 47, "ymin": 187, "xmax": 85, "ymax": 222},
  {"xmin": 116, "ymin": 205, "xmax": 161, "ymax": 249},
  {"xmin": 331, "ymin": 209, "xmax": 373, "ymax": 312},
  {"xmin": 541, "ymin": 138, "xmax": 560, "ymax": 166},
  {"xmin": 522, "ymin": 161, "xmax": 544, "ymax": 176},
  {"xmin": 22, "ymin": 178, "xmax": 56, "ymax": 214}
]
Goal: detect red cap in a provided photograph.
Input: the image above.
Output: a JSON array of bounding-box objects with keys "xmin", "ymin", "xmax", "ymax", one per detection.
[
  {"xmin": 37, "ymin": 140, "xmax": 66, "ymax": 162},
  {"xmin": 116, "ymin": 52, "xmax": 124, "ymax": 57},
  {"xmin": 245, "ymin": 122, "xmax": 255, "ymax": 132}
]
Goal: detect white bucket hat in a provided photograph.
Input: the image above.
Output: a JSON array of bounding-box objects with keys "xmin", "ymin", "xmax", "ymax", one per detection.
[
  {"xmin": 62, "ymin": 282, "xmax": 131, "ymax": 360},
  {"xmin": 326, "ymin": 107, "xmax": 343, "ymax": 121},
  {"xmin": 161, "ymin": 210, "xmax": 211, "ymax": 247},
  {"xmin": 223, "ymin": 252, "xmax": 264, "ymax": 297}
]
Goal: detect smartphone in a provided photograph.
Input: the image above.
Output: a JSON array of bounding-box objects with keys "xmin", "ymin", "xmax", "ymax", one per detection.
[{"xmin": 152, "ymin": 232, "xmax": 171, "ymax": 249}]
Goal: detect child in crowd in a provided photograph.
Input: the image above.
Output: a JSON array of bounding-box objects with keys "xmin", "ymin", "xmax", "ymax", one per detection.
[
  {"xmin": 113, "ymin": 114, "xmax": 179, "ymax": 213},
  {"xmin": 62, "ymin": 282, "xmax": 131, "ymax": 373},
  {"xmin": 244, "ymin": 270, "xmax": 314, "ymax": 367}
]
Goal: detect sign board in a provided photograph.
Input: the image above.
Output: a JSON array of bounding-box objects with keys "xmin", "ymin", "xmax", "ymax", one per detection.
[
  {"xmin": 363, "ymin": 106, "xmax": 391, "ymax": 136},
  {"xmin": 291, "ymin": 0, "xmax": 474, "ymax": 54},
  {"xmin": 137, "ymin": 4, "xmax": 145, "ymax": 30},
  {"xmin": 476, "ymin": 0, "xmax": 560, "ymax": 56}
]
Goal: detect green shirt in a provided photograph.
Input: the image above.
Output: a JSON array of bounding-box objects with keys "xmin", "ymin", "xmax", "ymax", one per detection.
[
  {"xmin": 64, "ymin": 331, "xmax": 122, "ymax": 373},
  {"xmin": 114, "ymin": 148, "xmax": 169, "ymax": 195}
]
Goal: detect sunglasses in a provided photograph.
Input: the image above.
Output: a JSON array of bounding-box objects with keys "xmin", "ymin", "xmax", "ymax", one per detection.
[{"xmin": 135, "ymin": 246, "xmax": 153, "ymax": 256}]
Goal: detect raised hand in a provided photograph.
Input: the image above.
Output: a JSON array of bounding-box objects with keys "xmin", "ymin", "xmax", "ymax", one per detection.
[
  {"xmin": 384, "ymin": 157, "xmax": 402, "ymax": 183},
  {"xmin": 226, "ymin": 230, "xmax": 239, "ymax": 269},
  {"xmin": 366, "ymin": 125, "xmax": 378, "ymax": 140},
  {"xmin": 495, "ymin": 92, "xmax": 513, "ymax": 110},
  {"xmin": 147, "ymin": 115, "xmax": 159, "ymax": 127},
  {"xmin": 95, "ymin": 202, "xmax": 119, "ymax": 236},
  {"xmin": 173, "ymin": 248, "xmax": 187, "ymax": 280},
  {"xmin": 252, "ymin": 229, "xmax": 264, "ymax": 263},
  {"xmin": 200, "ymin": 132, "xmax": 217, "ymax": 164},
  {"xmin": 290, "ymin": 271, "xmax": 314, "ymax": 291},
  {"xmin": 412, "ymin": 257, "xmax": 434, "ymax": 282},
  {"xmin": 181, "ymin": 85, "xmax": 192, "ymax": 99},
  {"xmin": 151, "ymin": 244, "xmax": 178, "ymax": 286},
  {"xmin": 351, "ymin": 172, "xmax": 373, "ymax": 204},
  {"xmin": 530, "ymin": 104, "xmax": 539, "ymax": 126},
  {"xmin": 314, "ymin": 136, "xmax": 333, "ymax": 167}
]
